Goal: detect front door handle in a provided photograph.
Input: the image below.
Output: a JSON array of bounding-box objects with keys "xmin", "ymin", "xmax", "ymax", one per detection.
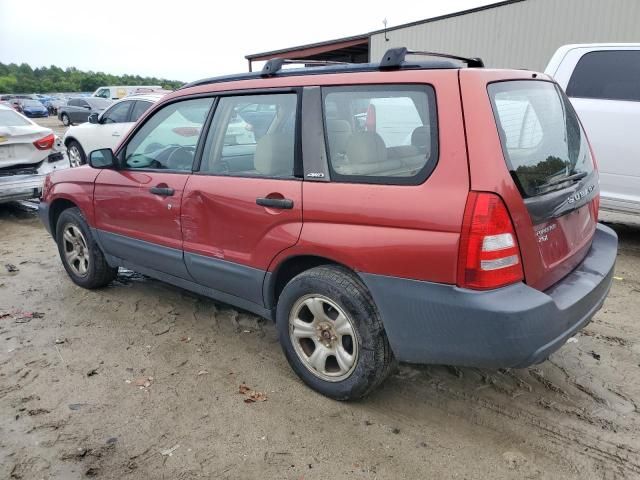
[
  {"xmin": 112, "ymin": 132, "xmax": 121, "ymax": 137},
  {"xmin": 256, "ymin": 197, "xmax": 293, "ymax": 209},
  {"xmin": 150, "ymin": 186, "xmax": 175, "ymax": 196}
]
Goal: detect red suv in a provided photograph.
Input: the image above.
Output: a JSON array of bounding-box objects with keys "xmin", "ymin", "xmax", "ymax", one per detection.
[{"xmin": 39, "ymin": 48, "xmax": 618, "ymax": 400}]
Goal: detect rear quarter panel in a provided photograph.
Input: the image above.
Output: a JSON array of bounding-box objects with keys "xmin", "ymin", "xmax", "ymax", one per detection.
[{"xmin": 271, "ymin": 70, "xmax": 469, "ymax": 284}]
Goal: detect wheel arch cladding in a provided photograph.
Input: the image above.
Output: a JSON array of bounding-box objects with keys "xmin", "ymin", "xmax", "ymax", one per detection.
[
  {"xmin": 267, "ymin": 255, "xmax": 350, "ymax": 310},
  {"xmin": 49, "ymin": 198, "xmax": 79, "ymax": 237}
]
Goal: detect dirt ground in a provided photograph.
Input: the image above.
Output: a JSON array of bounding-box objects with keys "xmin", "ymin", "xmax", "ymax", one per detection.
[{"xmin": 0, "ymin": 115, "xmax": 639, "ymax": 479}]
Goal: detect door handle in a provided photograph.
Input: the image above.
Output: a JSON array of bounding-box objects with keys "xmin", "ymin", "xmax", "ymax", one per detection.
[
  {"xmin": 150, "ymin": 186, "xmax": 175, "ymax": 196},
  {"xmin": 112, "ymin": 132, "xmax": 121, "ymax": 137},
  {"xmin": 256, "ymin": 197, "xmax": 294, "ymax": 209}
]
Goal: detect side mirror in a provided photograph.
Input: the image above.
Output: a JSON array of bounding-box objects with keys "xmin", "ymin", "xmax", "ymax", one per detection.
[
  {"xmin": 88, "ymin": 148, "xmax": 116, "ymax": 169},
  {"xmin": 84, "ymin": 105, "xmax": 92, "ymax": 109},
  {"xmin": 88, "ymin": 112, "xmax": 99, "ymax": 124}
]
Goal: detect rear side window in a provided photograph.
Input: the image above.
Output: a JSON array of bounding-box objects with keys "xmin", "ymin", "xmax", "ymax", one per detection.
[
  {"xmin": 566, "ymin": 50, "xmax": 640, "ymax": 102},
  {"xmin": 322, "ymin": 85, "xmax": 438, "ymax": 185},
  {"xmin": 489, "ymin": 81, "xmax": 594, "ymax": 198}
]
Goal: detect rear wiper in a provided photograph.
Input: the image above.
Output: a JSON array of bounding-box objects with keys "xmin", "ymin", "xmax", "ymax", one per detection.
[{"xmin": 536, "ymin": 171, "xmax": 588, "ymax": 191}]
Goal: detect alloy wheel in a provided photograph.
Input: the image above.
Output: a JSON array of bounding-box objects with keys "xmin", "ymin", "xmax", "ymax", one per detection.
[{"xmin": 62, "ymin": 224, "xmax": 90, "ymax": 277}]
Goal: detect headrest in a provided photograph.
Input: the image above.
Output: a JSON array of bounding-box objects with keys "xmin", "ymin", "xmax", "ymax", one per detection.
[
  {"xmin": 326, "ymin": 119, "xmax": 352, "ymax": 135},
  {"xmin": 346, "ymin": 132, "xmax": 387, "ymax": 165},
  {"xmin": 411, "ymin": 126, "xmax": 430, "ymax": 149},
  {"xmin": 254, "ymin": 133, "xmax": 294, "ymax": 176}
]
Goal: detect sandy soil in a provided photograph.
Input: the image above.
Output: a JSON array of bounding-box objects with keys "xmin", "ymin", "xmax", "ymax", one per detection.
[{"xmin": 0, "ymin": 202, "xmax": 639, "ymax": 480}]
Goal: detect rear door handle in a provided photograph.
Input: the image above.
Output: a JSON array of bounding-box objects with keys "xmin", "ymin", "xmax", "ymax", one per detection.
[
  {"xmin": 112, "ymin": 132, "xmax": 121, "ymax": 137},
  {"xmin": 150, "ymin": 186, "xmax": 175, "ymax": 196},
  {"xmin": 256, "ymin": 197, "xmax": 293, "ymax": 209}
]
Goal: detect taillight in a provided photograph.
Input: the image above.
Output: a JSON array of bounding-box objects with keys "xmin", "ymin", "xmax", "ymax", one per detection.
[
  {"xmin": 33, "ymin": 133, "xmax": 55, "ymax": 150},
  {"xmin": 365, "ymin": 104, "xmax": 376, "ymax": 132},
  {"xmin": 591, "ymin": 193, "xmax": 600, "ymax": 222},
  {"xmin": 457, "ymin": 192, "xmax": 524, "ymax": 290}
]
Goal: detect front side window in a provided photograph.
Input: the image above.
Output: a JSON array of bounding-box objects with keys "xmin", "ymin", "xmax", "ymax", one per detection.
[
  {"xmin": 124, "ymin": 97, "xmax": 213, "ymax": 171},
  {"xmin": 95, "ymin": 89, "xmax": 110, "ymax": 99},
  {"xmin": 322, "ymin": 85, "xmax": 438, "ymax": 184},
  {"xmin": 102, "ymin": 101, "xmax": 132, "ymax": 124},
  {"xmin": 200, "ymin": 93, "xmax": 297, "ymax": 178},
  {"xmin": 489, "ymin": 80, "xmax": 595, "ymax": 197},
  {"xmin": 566, "ymin": 50, "xmax": 640, "ymax": 102},
  {"xmin": 130, "ymin": 101, "xmax": 152, "ymax": 122}
]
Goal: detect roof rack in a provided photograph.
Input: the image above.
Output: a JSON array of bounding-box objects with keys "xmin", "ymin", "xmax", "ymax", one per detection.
[
  {"xmin": 261, "ymin": 58, "xmax": 350, "ymax": 77},
  {"xmin": 380, "ymin": 47, "xmax": 484, "ymax": 69}
]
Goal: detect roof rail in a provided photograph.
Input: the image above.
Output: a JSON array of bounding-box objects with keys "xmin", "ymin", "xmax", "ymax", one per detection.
[
  {"xmin": 380, "ymin": 47, "xmax": 484, "ymax": 69},
  {"xmin": 261, "ymin": 58, "xmax": 350, "ymax": 77}
]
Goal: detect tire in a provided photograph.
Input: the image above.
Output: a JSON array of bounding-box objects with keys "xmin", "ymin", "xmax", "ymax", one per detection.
[
  {"xmin": 55, "ymin": 207, "xmax": 117, "ymax": 289},
  {"xmin": 61, "ymin": 113, "xmax": 71, "ymax": 126},
  {"xmin": 276, "ymin": 265, "xmax": 395, "ymax": 400},
  {"xmin": 67, "ymin": 140, "xmax": 86, "ymax": 167}
]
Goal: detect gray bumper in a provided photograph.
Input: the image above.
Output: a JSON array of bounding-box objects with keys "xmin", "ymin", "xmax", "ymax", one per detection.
[{"xmin": 359, "ymin": 223, "xmax": 618, "ymax": 368}]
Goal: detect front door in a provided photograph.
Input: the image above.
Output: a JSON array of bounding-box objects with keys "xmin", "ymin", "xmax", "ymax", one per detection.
[
  {"xmin": 181, "ymin": 92, "xmax": 302, "ymax": 307},
  {"xmin": 94, "ymin": 96, "xmax": 214, "ymax": 279}
]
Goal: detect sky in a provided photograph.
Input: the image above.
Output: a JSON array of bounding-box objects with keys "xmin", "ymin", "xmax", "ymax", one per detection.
[{"xmin": 0, "ymin": 0, "xmax": 497, "ymax": 82}]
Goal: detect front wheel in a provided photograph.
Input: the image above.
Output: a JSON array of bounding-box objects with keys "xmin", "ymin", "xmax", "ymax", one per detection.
[
  {"xmin": 56, "ymin": 207, "xmax": 117, "ymax": 289},
  {"xmin": 67, "ymin": 140, "xmax": 86, "ymax": 167},
  {"xmin": 276, "ymin": 265, "xmax": 395, "ymax": 400}
]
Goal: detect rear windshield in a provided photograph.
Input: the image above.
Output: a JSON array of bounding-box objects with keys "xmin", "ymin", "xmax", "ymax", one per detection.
[
  {"xmin": 0, "ymin": 110, "xmax": 31, "ymax": 127},
  {"xmin": 488, "ymin": 80, "xmax": 594, "ymax": 198}
]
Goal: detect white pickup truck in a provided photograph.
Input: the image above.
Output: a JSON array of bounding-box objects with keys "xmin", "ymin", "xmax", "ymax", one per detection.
[{"xmin": 545, "ymin": 44, "xmax": 640, "ymax": 216}]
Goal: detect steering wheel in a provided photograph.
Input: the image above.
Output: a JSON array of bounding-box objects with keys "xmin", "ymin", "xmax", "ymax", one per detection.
[{"xmin": 166, "ymin": 145, "xmax": 196, "ymax": 169}]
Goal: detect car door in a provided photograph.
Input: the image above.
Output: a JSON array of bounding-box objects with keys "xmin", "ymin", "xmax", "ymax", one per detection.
[
  {"xmin": 73, "ymin": 99, "xmax": 90, "ymax": 123},
  {"xmin": 94, "ymin": 96, "xmax": 214, "ymax": 279},
  {"xmin": 181, "ymin": 92, "xmax": 302, "ymax": 307},
  {"xmin": 83, "ymin": 100, "xmax": 134, "ymax": 154}
]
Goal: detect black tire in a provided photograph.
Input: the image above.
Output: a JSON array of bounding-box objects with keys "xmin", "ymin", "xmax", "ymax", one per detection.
[
  {"xmin": 55, "ymin": 207, "xmax": 117, "ymax": 289},
  {"xmin": 67, "ymin": 140, "xmax": 86, "ymax": 167},
  {"xmin": 61, "ymin": 113, "xmax": 71, "ymax": 126},
  {"xmin": 276, "ymin": 265, "xmax": 395, "ymax": 400}
]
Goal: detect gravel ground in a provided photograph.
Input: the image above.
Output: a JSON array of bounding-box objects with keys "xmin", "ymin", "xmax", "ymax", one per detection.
[{"xmin": 0, "ymin": 117, "xmax": 639, "ymax": 479}]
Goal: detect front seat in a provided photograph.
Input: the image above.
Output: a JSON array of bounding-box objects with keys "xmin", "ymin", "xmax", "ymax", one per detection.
[
  {"xmin": 254, "ymin": 133, "xmax": 294, "ymax": 177},
  {"xmin": 326, "ymin": 119, "xmax": 352, "ymax": 159}
]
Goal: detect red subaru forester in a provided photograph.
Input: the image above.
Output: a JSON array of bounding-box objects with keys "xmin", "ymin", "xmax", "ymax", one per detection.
[{"xmin": 39, "ymin": 49, "xmax": 617, "ymax": 400}]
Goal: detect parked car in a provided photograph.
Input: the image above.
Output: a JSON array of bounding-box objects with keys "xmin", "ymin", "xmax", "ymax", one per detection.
[
  {"xmin": 64, "ymin": 93, "xmax": 163, "ymax": 166},
  {"xmin": 39, "ymin": 48, "xmax": 617, "ymax": 400},
  {"xmin": 545, "ymin": 44, "xmax": 640, "ymax": 216},
  {"xmin": 92, "ymin": 86, "xmax": 162, "ymax": 100},
  {"xmin": 46, "ymin": 97, "xmax": 67, "ymax": 116},
  {"xmin": 0, "ymin": 104, "xmax": 68, "ymax": 202},
  {"xmin": 0, "ymin": 100, "xmax": 22, "ymax": 113},
  {"xmin": 8, "ymin": 99, "xmax": 24, "ymax": 113},
  {"xmin": 57, "ymin": 97, "xmax": 112, "ymax": 126},
  {"xmin": 19, "ymin": 99, "xmax": 49, "ymax": 118}
]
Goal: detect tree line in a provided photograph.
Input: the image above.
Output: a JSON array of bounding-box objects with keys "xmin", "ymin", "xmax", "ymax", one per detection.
[{"xmin": 0, "ymin": 62, "xmax": 184, "ymax": 94}]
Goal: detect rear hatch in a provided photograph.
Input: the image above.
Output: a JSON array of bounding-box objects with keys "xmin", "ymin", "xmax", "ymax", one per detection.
[{"xmin": 487, "ymin": 80, "xmax": 598, "ymax": 290}]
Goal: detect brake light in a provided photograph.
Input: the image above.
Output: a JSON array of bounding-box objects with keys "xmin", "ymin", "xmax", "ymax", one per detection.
[
  {"xmin": 365, "ymin": 104, "xmax": 376, "ymax": 132},
  {"xmin": 33, "ymin": 133, "xmax": 55, "ymax": 150},
  {"xmin": 457, "ymin": 192, "xmax": 524, "ymax": 290},
  {"xmin": 591, "ymin": 192, "xmax": 600, "ymax": 222}
]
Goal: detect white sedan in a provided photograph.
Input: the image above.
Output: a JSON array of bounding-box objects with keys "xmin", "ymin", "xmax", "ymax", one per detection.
[
  {"xmin": 64, "ymin": 93, "xmax": 164, "ymax": 167},
  {"xmin": 0, "ymin": 104, "xmax": 69, "ymax": 203}
]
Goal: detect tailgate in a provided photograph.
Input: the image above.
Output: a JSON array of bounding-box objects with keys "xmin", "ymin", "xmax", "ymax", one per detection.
[{"xmin": 488, "ymin": 80, "xmax": 598, "ymax": 290}]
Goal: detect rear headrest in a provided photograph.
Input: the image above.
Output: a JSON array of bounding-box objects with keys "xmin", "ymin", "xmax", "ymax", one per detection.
[
  {"xmin": 411, "ymin": 126, "xmax": 430, "ymax": 150},
  {"xmin": 254, "ymin": 133, "xmax": 294, "ymax": 176},
  {"xmin": 326, "ymin": 119, "xmax": 352, "ymax": 155},
  {"xmin": 346, "ymin": 132, "xmax": 387, "ymax": 165},
  {"xmin": 327, "ymin": 119, "xmax": 352, "ymax": 135}
]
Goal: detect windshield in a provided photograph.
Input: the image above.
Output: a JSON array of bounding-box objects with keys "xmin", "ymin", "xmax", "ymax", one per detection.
[
  {"xmin": 86, "ymin": 98, "xmax": 112, "ymax": 109},
  {"xmin": 22, "ymin": 99, "xmax": 42, "ymax": 107},
  {"xmin": 488, "ymin": 80, "xmax": 594, "ymax": 198},
  {"xmin": 0, "ymin": 110, "xmax": 31, "ymax": 126}
]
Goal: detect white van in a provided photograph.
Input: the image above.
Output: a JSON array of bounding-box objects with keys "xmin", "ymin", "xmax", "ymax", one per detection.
[
  {"xmin": 92, "ymin": 86, "xmax": 162, "ymax": 100},
  {"xmin": 545, "ymin": 44, "xmax": 640, "ymax": 216}
]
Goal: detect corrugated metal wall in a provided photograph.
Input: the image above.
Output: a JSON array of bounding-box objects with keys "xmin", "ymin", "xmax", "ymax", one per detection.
[{"xmin": 370, "ymin": 0, "xmax": 640, "ymax": 71}]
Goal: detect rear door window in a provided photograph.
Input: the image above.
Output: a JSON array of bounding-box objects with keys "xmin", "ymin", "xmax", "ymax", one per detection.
[
  {"xmin": 131, "ymin": 101, "xmax": 152, "ymax": 122},
  {"xmin": 566, "ymin": 50, "xmax": 640, "ymax": 102},
  {"xmin": 102, "ymin": 101, "xmax": 132, "ymax": 124},
  {"xmin": 489, "ymin": 80, "xmax": 594, "ymax": 198},
  {"xmin": 322, "ymin": 85, "xmax": 438, "ymax": 185}
]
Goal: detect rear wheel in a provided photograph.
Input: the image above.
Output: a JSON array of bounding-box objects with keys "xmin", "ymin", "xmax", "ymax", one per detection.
[
  {"xmin": 276, "ymin": 265, "xmax": 395, "ymax": 400},
  {"xmin": 67, "ymin": 140, "xmax": 86, "ymax": 167},
  {"xmin": 56, "ymin": 208, "xmax": 117, "ymax": 289},
  {"xmin": 61, "ymin": 113, "xmax": 71, "ymax": 126}
]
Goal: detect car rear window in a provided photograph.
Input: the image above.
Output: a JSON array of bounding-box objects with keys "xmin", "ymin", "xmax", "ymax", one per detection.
[
  {"xmin": 0, "ymin": 110, "xmax": 31, "ymax": 126},
  {"xmin": 488, "ymin": 80, "xmax": 594, "ymax": 198},
  {"xmin": 322, "ymin": 85, "xmax": 438, "ymax": 185}
]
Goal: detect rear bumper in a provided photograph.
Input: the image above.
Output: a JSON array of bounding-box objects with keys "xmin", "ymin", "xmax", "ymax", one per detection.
[
  {"xmin": 359, "ymin": 223, "xmax": 618, "ymax": 368},
  {"xmin": 0, "ymin": 154, "xmax": 69, "ymax": 204}
]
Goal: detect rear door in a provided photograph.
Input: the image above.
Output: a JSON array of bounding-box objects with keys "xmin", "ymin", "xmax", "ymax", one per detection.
[
  {"xmin": 94, "ymin": 96, "xmax": 213, "ymax": 279},
  {"xmin": 181, "ymin": 92, "xmax": 302, "ymax": 307},
  {"xmin": 461, "ymin": 71, "xmax": 599, "ymax": 290}
]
